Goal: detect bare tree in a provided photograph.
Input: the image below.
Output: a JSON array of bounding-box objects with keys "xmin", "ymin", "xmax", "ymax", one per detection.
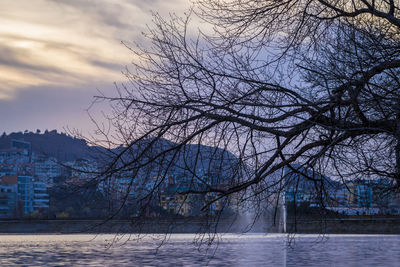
[{"xmin": 85, "ymin": 0, "xmax": 400, "ymax": 232}]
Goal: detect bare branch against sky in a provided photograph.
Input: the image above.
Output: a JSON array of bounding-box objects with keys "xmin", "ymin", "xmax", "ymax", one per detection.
[{"xmin": 75, "ymin": 0, "xmax": 400, "ymax": 224}]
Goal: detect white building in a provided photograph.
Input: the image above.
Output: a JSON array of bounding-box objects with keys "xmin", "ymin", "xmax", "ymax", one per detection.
[{"xmin": 34, "ymin": 157, "xmax": 62, "ymax": 183}]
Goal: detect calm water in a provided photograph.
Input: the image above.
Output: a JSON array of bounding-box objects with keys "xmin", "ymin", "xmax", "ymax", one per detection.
[{"xmin": 0, "ymin": 234, "xmax": 399, "ymax": 266}]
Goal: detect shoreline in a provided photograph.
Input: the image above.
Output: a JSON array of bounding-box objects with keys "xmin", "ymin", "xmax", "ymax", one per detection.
[{"xmin": 0, "ymin": 217, "xmax": 399, "ymax": 234}]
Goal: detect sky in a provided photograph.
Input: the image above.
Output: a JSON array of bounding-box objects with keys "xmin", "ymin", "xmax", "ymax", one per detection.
[{"xmin": 0, "ymin": 0, "xmax": 189, "ymax": 135}]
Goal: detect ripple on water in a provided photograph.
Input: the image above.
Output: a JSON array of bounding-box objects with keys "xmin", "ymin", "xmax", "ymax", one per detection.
[{"xmin": 0, "ymin": 234, "xmax": 399, "ymax": 266}]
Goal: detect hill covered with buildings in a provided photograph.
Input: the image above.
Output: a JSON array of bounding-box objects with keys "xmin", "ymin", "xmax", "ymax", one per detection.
[
  {"xmin": 0, "ymin": 131, "xmax": 243, "ymax": 219},
  {"xmin": 0, "ymin": 130, "xmax": 399, "ymax": 221}
]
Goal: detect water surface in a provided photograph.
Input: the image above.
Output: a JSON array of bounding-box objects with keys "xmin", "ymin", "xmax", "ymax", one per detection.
[{"xmin": 0, "ymin": 234, "xmax": 399, "ymax": 266}]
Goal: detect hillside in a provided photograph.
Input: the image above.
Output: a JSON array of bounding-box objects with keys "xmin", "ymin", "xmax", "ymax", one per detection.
[
  {"xmin": 0, "ymin": 131, "xmax": 242, "ymax": 179},
  {"xmin": 0, "ymin": 130, "xmax": 92, "ymax": 162}
]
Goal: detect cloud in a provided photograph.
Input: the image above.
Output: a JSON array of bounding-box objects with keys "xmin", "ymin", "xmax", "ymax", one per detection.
[
  {"xmin": 0, "ymin": 0, "xmax": 189, "ymax": 100},
  {"xmin": 0, "ymin": 0, "xmax": 191, "ymax": 135}
]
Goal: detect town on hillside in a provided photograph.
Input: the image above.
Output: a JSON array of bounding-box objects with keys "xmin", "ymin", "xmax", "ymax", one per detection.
[{"xmin": 1, "ymin": 134, "xmax": 400, "ymax": 219}]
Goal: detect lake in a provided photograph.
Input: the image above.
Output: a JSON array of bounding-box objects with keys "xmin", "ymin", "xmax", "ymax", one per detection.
[{"xmin": 0, "ymin": 234, "xmax": 399, "ymax": 266}]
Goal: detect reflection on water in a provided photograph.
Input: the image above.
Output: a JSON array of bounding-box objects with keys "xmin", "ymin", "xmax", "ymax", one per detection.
[{"xmin": 0, "ymin": 234, "xmax": 399, "ymax": 266}]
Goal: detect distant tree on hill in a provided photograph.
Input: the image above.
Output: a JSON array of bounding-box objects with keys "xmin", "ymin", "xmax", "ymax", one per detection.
[{"xmin": 0, "ymin": 131, "xmax": 98, "ymax": 162}]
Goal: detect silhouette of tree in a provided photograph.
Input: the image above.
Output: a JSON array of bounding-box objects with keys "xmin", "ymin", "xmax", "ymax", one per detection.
[{"xmin": 87, "ymin": 0, "xmax": 400, "ymax": 231}]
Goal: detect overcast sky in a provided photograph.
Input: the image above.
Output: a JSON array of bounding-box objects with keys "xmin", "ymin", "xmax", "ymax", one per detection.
[{"xmin": 0, "ymin": 0, "xmax": 189, "ymax": 134}]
